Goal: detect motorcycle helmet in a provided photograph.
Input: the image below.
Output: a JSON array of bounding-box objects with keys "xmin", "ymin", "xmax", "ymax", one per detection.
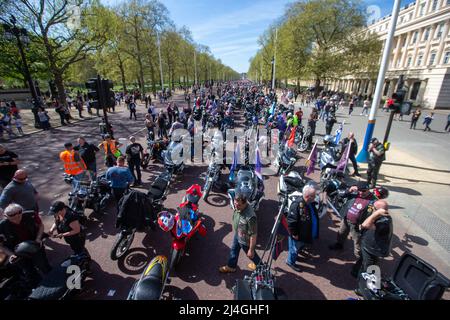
[
  {"xmin": 323, "ymin": 135, "xmax": 334, "ymax": 145},
  {"xmin": 373, "ymin": 186, "xmax": 389, "ymax": 199},
  {"xmin": 185, "ymin": 184, "xmax": 202, "ymax": 204},
  {"xmin": 77, "ymin": 189, "xmax": 88, "ymax": 199},
  {"xmin": 157, "ymin": 211, "xmax": 175, "ymax": 232},
  {"xmin": 14, "ymin": 240, "xmax": 41, "ymax": 259},
  {"xmin": 237, "ymin": 185, "xmax": 252, "ymax": 201}
]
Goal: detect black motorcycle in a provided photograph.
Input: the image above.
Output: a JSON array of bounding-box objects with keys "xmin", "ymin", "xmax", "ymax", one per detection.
[
  {"xmin": 228, "ymin": 165, "xmax": 265, "ymax": 212},
  {"xmin": 298, "ymin": 125, "xmax": 313, "ymax": 152},
  {"xmin": 110, "ymin": 172, "xmax": 170, "ymax": 260},
  {"xmin": 28, "ymin": 251, "xmax": 91, "ymax": 300},
  {"xmin": 127, "ymin": 255, "xmax": 170, "ymax": 300},
  {"xmin": 274, "ymin": 143, "xmax": 298, "ymax": 176}
]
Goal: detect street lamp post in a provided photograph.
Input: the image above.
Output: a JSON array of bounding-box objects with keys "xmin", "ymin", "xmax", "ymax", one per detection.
[
  {"xmin": 356, "ymin": 0, "xmax": 401, "ymax": 163},
  {"xmin": 156, "ymin": 30, "xmax": 164, "ymax": 92},
  {"xmin": 2, "ymin": 15, "xmax": 41, "ymax": 127},
  {"xmin": 271, "ymin": 28, "xmax": 278, "ymax": 91},
  {"xmin": 194, "ymin": 50, "xmax": 198, "ymax": 86}
]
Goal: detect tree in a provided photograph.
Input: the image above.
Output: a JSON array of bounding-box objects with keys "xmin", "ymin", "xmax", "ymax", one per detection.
[{"xmin": 9, "ymin": 0, "xmax": 107, "ymax": 105}]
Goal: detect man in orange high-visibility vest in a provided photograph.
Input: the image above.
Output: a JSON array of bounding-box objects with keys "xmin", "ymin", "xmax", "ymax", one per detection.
[
  {"xmin": 98, "ymin": 134, "xmax": 122, "ymax": 168},
  {"xmin": 60, "ymin": 142, "xmax": 87, "ymax": 193}
]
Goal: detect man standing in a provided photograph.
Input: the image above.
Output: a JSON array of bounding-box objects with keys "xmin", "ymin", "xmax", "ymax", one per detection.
[
  {"xmin": 342, "ymin": 132, "xmax": 360, "ymax": 176},
  {"xmin": 60, "ymin": 142, "xmax": 87, "ymax": 193},
  {"xmin": 354, "ymin": 200, "xmax": 392, "ymax": 279},
  {"xmin": 0, "ymin": 144, "xmax": 19, "ymax": 189},
  {"xmin": 0, "ymin": 169, "xmax": 39, "ymax": 212},
  {"xmin": 325, "ymin": 114, "xmax": 337, "ymax": 135},
  {"xmin": 129, "ymin": 98, "xmax": 137, "ymax": 120},
  {"xmin": 286, "ymin": 184, "xmax": 319, "ymax": 272},
  {"xmin": 367, "ymin": 138, "xmax": 385, "ymax": 188},
  {"xmin": 361, "ymin": 99, "xmax": 370, "ymax": 116},
  {"xmin": 219, "ymin": 190, "xmax": 260, "ymax": 273},
  {"xmin": 410, "ymin": 109, "xmax": 421, "ymax": 130},
  {"xmin": 98, "ymin": 134, "xmax": 122, "ymax": 168},
  {"xmin": 423, "ymin": 112, "xmax": 434, "ymax": 131},
  {"xmin": 328, "ymin": 182, "xmax": 377, "ymax": 276},
  {"xmin": 106, "ymin": 156, "xmax": 134, "ymax": 205},
  {"xmin": 75, "ymin": 137, "xmax": 99, "ymax": 181},
  {"xmin": 125, "ymin": 136, "xmax": 144, "ymax": 186}
]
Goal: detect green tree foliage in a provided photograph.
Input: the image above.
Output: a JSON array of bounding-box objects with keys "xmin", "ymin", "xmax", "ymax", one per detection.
[{"xmin": 248, "ymin": 0, "xmax": 382, "ymax": 96}]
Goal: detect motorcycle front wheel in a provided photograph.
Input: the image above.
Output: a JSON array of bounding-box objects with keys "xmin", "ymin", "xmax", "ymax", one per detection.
[
  {"xmin": 202, "ymin": 180, "xmax": 212, "ymax": 200},
  {"xmin": 110, "ymin": 231, "xmax": 135, "ymax": 261}
]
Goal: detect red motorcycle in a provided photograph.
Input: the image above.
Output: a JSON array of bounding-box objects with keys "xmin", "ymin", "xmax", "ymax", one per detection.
[{"xmin": 158, "ymin": 185, "xmax": 207, "ymax": 270}]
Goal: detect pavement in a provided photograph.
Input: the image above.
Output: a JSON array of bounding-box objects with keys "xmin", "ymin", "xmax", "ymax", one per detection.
[{"xmin": 1, "ymin": 90, "xmax": 449, "ymax": 300}]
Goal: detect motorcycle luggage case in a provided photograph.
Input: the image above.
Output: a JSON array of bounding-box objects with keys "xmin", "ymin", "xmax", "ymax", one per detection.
[
  {"xmin": 234, "ymin": 279, "xmax": 253, "ymax": 300},
  {"xmin": 359, "ymin": 252, "xmax": 450, "ymax": 300}
]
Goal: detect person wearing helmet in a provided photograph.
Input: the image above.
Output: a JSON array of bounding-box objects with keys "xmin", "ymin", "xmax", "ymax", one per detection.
[
  {"xmin": 367, "ymin": 138, "xmax": 386, "ymax": 188},
  {"xmin": 219, "ymin": 189, "xmax": 260, "ymax": 273},
  {"xmin": 325, "ymin": 114, "xmax": 337, "ymax": 135},
  {"xmin": 0, "ymin": 203, "xmax": 51, "ymax": 275}
]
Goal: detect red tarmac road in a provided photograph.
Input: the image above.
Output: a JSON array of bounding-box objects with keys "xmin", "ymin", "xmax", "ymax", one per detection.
[{"xmin": 2, "ymin": 92, "xmax": 439, "ymax": 300}]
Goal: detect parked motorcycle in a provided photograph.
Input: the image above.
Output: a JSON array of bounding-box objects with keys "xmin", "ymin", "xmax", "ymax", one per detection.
[
  {"xmin": 162, "ymin": 139, "xmax": 185, "ymax": 176},
  {"xmin": 274, "ymin": 143, "xmax": 299, "ymax": 176},
  {"xmin": 28, "ymin": 251, "xmax": 91, "ymax": 300},
  {"xmin": 110, "ymin": 174, "xmax": 169, "ymax": 260},
  {"xmin": 228, "ymin": 165, "xmax": 265, "ymax": 212},
  {"xmin": 298, "ymin": 126, "xmax": 313, "ymax": 152},
  {"xmin": 158, "ymin": 185, "xmax": 206, "ymax": 270},
  {"xmin": 127, "ymin": 255, "xmax": 170, "ymax": 300}
]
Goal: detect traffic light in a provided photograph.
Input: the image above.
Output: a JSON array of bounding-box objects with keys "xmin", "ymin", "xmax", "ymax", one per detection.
[
  {"xmin": 85, "ymin": 77, "xmax": 101, "ymax": 109},
  {"xmin": 101, "ymin": 79, "xmax": 115, "ymax": 109},
  {"xmin": 49, "ymin": 80, "xmax": 58, "ymax": 98},
  {"xmin": 390, "ymin": 89, "xmax": 406, "ymax": 113}
]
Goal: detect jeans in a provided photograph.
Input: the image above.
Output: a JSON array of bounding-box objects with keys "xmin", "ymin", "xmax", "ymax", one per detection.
[
  {"xmin": 445, "ymin": 121, "xmax": 450, "ymax": 132},
  {"xmin": 227, "ymin": 234, "xmax": 261, "ymax": 269},
  {"xmin": 367, "ymin": 161, "xmax": 382, "ymax": 187},
  {"xmin": 352, "ymin": 248, "xmax": 379, "ymax": 279},
  {"xmin": 72, "ymin": 172, "xmax": 86, "ymax": 193},
  {"xmin": 130, "ymin": 109, "xmax": 137, "ymax": 120},
  {"xmin": 65, "ymin": 234, "xmax": 89, "ymax": 256},
  {"xmin": 349, "ymin": 154, "xmax": 359, "ymax": 175},
  {"xmin": 128, "ymin": 158, "xmax": 142, "ymax": 183},
  {"xmin": 361, "ymin": 107, "xmax": 369, "ymax": 116},
  {"xmin": 410, "ymin": 119, "xmax": 418, "ymax": 129},
  {"xmin": 86, "ymin": 161, "xmax": 97, "ymax": 181},
  {"xmin": 287, "ymin": 236, "xmax": 305, "ymax": 265}
]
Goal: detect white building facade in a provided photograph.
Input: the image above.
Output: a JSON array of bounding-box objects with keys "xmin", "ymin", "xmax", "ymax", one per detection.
[{"xmin": 328, "ymin": 0, "xmax": 450, "ymax": 109}]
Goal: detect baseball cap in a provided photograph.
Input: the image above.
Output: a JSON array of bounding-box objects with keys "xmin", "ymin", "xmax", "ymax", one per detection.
[{"xmin": 48, "ymin": 201, "xmax": 66, "ymax": 215}]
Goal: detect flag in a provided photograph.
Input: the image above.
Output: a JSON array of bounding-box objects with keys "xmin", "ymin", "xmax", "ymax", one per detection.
[
  {"xmin": 287, "ymin": 126, "xmax": 296, "ymax": 148},
  {"xmin": 255, "ymin": 144, "xmax": 263, "ymax": 180},
  {"xmin": 336, "ymin": 140, "xmax": 351, "ymax": 172},
  {"xmin": 228, "ymin": 144, "xmax": 240, "ymax": 182},
  {"xmin": 334, "ymin": 121, "xmax": 344, "ymax": 144},
  {"xmin": 269, "ymin": 101, "xmax": 276, "ymax": 115},
  {"xmin": 305, "ymin": 140, "xmax": 318, "ymax": 176}
]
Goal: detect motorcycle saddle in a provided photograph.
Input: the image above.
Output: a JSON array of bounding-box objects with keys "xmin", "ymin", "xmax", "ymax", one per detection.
[
  {"xmin": 134, "ymin": 277, "xmax": 163, "ymax": 300},
  {"xmin": 284, "ymin": 176, "xmax": 304, "ymax": 189},
  {"xmin": 148, "ymin": 178, "xmax": 168, "ymax": 200},
  {"xmin": 28, "ymin": 265, "xmax": 70, "ymax": 300}
]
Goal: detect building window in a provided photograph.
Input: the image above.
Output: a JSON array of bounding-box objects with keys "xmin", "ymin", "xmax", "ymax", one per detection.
[
  {"xmin": 409, "ymin": 13, "xmax": 412, "ymax": 21},
  {"xmin": 429, "ymin": 52, "xmax": 437, "ymax": 65},
  {"xmin": 400, "ymin": 16, "xmax": 404, "ymax": 24},
  {"xmin": 383, "ymin": 81, "xmax": 390, "ymax": 96},
  {"xmin": 444, "ymin": 51, "xmax": 450, "ymax": 64},
  {"xmin": 402, "ymin": 37, "xmax": 407, "ymax": 47},
  {"xmin": 407, "ymin": 56, "xmax": 412, "ymax": 67},
  {"xmin": 432, "ymin": 0, "xmax": 438, "ymax": 11},
  {"xmin": 417, "ymin": 54, "xmax": 423, "ymax": 66},
  {"xmin": 424, "ymin": 27, "xmax": 431, "ymax": 41},
  {"xmin": 419, "ymin": 2, "xmax": 426, "ymax": 16},
  {"xmin": 436, "ymin": 23, "xmax": 444, "ymax": 38},
  {"xmin": 410, "ymin": 82, "xmax": 421, "ymax": 100},
  {"xmin": 412, "ymin": 31, "xmax": 418, "ymax": 44}
]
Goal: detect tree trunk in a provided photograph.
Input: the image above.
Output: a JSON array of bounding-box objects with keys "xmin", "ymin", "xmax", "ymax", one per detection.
[
  {"xmin": 133, "ymin": 22, "xmax": 145, "ymax": 94},
  {"xmin": 117, "ymin": 53, "xmax": 127, "ymax": 92},
  {"xmin": 149, "ymin": 61, "xmax": 156, "ymax": 94},
  {"xmin": 314, "ymin": 78, "xmax": 321, "ymax": 98}
]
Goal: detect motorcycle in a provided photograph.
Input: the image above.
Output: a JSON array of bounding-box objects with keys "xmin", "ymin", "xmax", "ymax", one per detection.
[
  {"xmin": 162, "ymin": 139, "xmax": 185, "ymax": 176},
  {"xmin": 228, "ymin": 165, "xmax": 265, "ymax": 212},
  {"xmin": 277, "ymin": 171, "xmax": 306, "ymax": 214},
  {"xmin": 110, "ymin": 174, "xmax": 169, "ymax": 260},
  {"xmin": 233, "ymin": 203, "xmax": 287, "ymax": 300},
  {"xmin": 158, "ymin": 185, "xmax": 207, "ymax": 270},
  {"xmin": 318, "ymin": 144, "xmax": 342, "ymax": 182},
  {"xmin": 127, "ymin": 255, "xmax": 171, "ymax": 300},
  {"xmin": 274, "ymin": 143, "xmax": 299, "ymax": 176},
  {"xmin": 298, "ymin": 126, "xmax": 313, "ymax": 152},
  {"xmin": 202, "ymin": 159, "xmax": 222, "ymax": 200},
  {"xmin": 28, "ymin": 251, "xmax": 91, "ymax": 300}
]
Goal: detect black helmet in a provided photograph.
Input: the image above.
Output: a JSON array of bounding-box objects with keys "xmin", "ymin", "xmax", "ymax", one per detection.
[
  {"xmin": 323, "ymin": 135, "xmax": 334, "ymax": 145},
  {"xmin": 14, "ymin": 241, "xmax": 41, "ymax": 259}
]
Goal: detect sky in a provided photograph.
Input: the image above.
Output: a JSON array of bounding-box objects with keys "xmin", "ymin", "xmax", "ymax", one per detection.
[{"xmin": 103, "ymin": 0, "xmax": 416, "ymax": 73}]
